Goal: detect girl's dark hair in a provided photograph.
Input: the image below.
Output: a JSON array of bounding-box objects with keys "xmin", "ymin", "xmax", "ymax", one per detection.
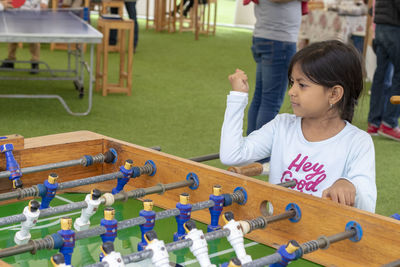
[{"xmin": 288, "ymin": 40, "xmax": 364, "ymax": 122}]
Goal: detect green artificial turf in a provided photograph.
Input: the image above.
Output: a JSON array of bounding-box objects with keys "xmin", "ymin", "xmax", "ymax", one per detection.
[{"xmin": 0, "ymin": 16, "xmax": 399, "ymax": 217}]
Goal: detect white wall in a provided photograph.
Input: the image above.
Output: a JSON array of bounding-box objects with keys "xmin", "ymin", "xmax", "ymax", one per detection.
[
  {"xmin": 137, "ymin": 0, "xmax": 154, "ymax": 18},
  {"xmin": 234, "ymin": 0, "xmax": 255, "ymax": 26}
]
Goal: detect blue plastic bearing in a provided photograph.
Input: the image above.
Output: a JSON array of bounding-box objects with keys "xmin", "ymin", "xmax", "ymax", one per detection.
[
  {"xmin": 109, "ymin": 148, "xmax": 118, "ymax": 164},
  {"xmin": 233, "ymin": 186, "xmax": 247, "ymax": 205},
  {"xmin": 186, "ymin": 172, "xmax": 199, "ymax": 190},
  {"xmin": 51, "ymin": 233, "xmax": 65, "ymax": 250},
  {"xmin": 285, "ymin": 203, "xmax": 302, "ymax": 223},
  {"xmin": 345, "ymin": 221, "xmax": 363, "ymax": 242},
  {"xmin": 145, "ymin": 160, "xmax": 157, "ymax": 176},
  {"xmin": 84, "ymin": 155, "xmax": 93, "ymax": 167},
  {"xmin": 391, "ymin": 213, "xmax": 400, "ymax": 221}
]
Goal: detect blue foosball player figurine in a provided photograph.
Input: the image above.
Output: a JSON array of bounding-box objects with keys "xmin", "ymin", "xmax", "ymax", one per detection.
[
  {"xmin": 138, "ymin": 199, "xmax": 156, "ymax": 251},
  {"xmin": 0, "ymin": 143, "xmax": 23, "ymax": 188},
  {"xmin": 99, "ymin": 207, "xmax": 118, "ymax": 261},
  {"xmin": 40, "ymin": 173, "xmax": 59, "ymax": 209},
  {"xmin": 174, "ymin": 193, "xmax": 192, "ymax": 241},
  {"xmin": 270, "ymin": 240, "xmax": 300, "ymax": 267},
  {"xmin": 391, "ymin": 213, "xmax": 400, "ymax": 221},
  {"xmin": 112, "ymin": 160, "xmax": 134, "ymax": 194},
  {"xmin": 207, "ymin": 185, "xmax": 224, "ymax": 232},
  {"xmin": 57, "ymin": 217, "xmax": 75, "ymax": 266}
]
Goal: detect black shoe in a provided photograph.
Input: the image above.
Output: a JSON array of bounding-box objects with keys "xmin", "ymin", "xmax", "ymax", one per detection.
[
  {"xmin": 0, "ymin": 60, "xmax": 14, "ymax": 69},
  {"xmin": 30, "ymin": 63, "xmax": 39, "ymax": 74}
]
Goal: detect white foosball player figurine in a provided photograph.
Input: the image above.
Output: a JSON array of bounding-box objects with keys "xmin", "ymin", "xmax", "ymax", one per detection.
[
  {"xmin": 222, "ymin": 211, "xmax": 252, "ymax": 264},
  {"xmin": 14, "ymin": 200, "xmax": 40, "ymax": 245},
  {"xmin": 101, "ymin": 241, "xmax": 125, "ymax": 267},
  {"xmin": 184, "ymin": 220, "xmax": 216, "ymax": 267},
  {"xmin": 144, "ymin": 230, "xmax": 170, "ymax": 267},
  {"xmin": 74, "ymin": 189, "xmax": 102, "ymax": 231}
]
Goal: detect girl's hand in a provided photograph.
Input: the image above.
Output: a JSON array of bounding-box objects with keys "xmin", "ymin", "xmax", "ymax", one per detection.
[
  {"xmin": 322, "ymin": 179, "xmax": 356, "ymax": 207},
  {"xmin": 228, "ymin": 69, "xmax": 249, "ymax": 93}
]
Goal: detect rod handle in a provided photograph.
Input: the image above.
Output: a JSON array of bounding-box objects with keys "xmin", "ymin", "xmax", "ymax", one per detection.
[{"xmin": 228, "ymin": 163, "xmax": 264, "ymax": 176}]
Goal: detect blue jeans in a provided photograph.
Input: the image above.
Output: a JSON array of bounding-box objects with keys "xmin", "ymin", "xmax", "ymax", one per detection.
[
  {"xmin": 368, "ymin": 24, "xmax": 400, "ymax": 128},
  {"xmin": 109, "ymin": 1, "xmax": 138, "ymax": 50},
  {"xmin": 350, "ymin": 34, "xmax": 364, "ymax": 54},
  {"xmin": 247, "ymin": 37, "xmax": 296, "ymax": 135}
]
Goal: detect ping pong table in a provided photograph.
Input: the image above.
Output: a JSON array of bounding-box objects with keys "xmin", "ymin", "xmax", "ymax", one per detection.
[{"xmin": 0, "ymin": 9, "xmax": 103, "ymax": 116}]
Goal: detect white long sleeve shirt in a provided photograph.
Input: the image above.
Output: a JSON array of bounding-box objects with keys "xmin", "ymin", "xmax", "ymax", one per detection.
[{"xmin": 220, "ymin": 92, "xmax": 377, "ymax": 213}]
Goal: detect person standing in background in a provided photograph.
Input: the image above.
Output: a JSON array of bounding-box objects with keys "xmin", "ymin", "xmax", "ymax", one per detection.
[
  {"xmin": 109, "ymin": 0, "xmax": 138, "ymax": 53},
  {"xmin": 367, "ymin": 0, "xmax": 400, "ymax": 141},
  {"xmin": 246, "ymin": 0, "xmax": 302, "ymax": 136},
  {"xmin": 0, "ymin": 0, "xmax": 49, "ymax": 74}
]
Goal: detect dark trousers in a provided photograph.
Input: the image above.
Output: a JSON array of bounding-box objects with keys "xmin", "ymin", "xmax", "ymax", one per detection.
[
  {"xmin": 109, "ymin": 1, "xmax": 138, "ymax": 50},
  {"xmin": 368, "ymin": 24, "xmax": 400, "ymax": 128}
]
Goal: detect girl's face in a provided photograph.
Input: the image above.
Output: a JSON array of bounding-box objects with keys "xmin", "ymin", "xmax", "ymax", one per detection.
[{"xmin": 288, "ymin": 63, "xmax": 332, "ymax": 119}]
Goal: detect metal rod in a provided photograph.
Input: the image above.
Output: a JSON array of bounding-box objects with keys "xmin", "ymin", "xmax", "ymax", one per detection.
[
  {"xmin": 188, "ymin": 153, "xmax": 219, "ymax": 162},
  {"xmin": 264, "ymin": 210, "xmax": 296, "ymax": 224},
  {"xmin": 0, "ymin": 171, "xmax": 124, "ymax": 202},
  {"xmin": 0, "ymin": 243, "xmax": 34, "ymax": 258},
  {"xmin": 0, "ymin": 159, "xmax": 81, "ymax": 179},
  {"xmin": 246, "ymin": 210, "xmax": 296, "ymax": 232},
  {"xmin": 242, "ymin": 253, "xmax": 282, "ymax": 267},
  {"xmin": 277, "ymin": 180, "xmax": 296, "ymax": 188},
  {"xmin": 0, "ymin": 149, "xmax": 114, "ymax": 180},
  {"xmin": 204, "ymin": 228, "xmax": 230, "ymax": 241},
  {"xmin": 301, "ymin": 229, "xmax": 356, "ymax": 254},
  {"xmin": 0, "ymin": 190, "xmax": 30, "ymax": 202},
  {"xmin": 123, "ymin": 250, "xmax": 153, "ymax": 264},
  {"xmin": 382, "ymin": 259, "xmax": 400, "ymax": 267},
  {"xmin": 58, "ymin": 172, "xmax": 124, "ymax": 190},
  {"xmin": 327, "ymin": 229, "xmax": 356, "ymax": 245},
  {"xmin": 243, "ymin": 229, "xmax": 358, "ymax": 267}
]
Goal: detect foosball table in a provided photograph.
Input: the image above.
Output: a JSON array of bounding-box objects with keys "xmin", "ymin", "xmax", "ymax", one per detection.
[{"xmin": 0, "ymin": 131, "xmax": 399, "ymax": 267}]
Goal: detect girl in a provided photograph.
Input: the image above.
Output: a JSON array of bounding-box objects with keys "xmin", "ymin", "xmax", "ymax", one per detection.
[{"xmin": 220, "ymin": 40, "xmax": 376, "ymax": 213}]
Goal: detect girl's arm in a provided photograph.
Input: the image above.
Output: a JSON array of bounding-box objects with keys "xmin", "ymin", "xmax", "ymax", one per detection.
[
  {"xmin": 220, "ymin": 92, "xmax": 276, "ymax": 166},
  {"xmin": 220, "ymin": 69, "xmax": 276, "ymax": 166},
  {"xmin": 323, "ymin": 133, "xmax": 376, "ymax": 212}
]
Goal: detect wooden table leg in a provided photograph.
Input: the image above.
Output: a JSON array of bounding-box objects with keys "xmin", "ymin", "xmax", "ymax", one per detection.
[{"xmin": 194, "ymin": 0, "xmax": 198, "ymax": 40}]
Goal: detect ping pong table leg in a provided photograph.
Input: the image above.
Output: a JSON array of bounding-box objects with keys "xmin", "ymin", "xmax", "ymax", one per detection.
[
  {"xmin": 120, "ymin": 28, "xmax": 126, "ymax": 88},
  {"xmin": 95, "ymin": 23, "xmax": 103, "ymax": 93},
  {"xmin": 102, "ymin": 24, "xmax": 110, "ymax": 96},
  {"xmin": 78, "ymin": 43, "xmax": 85, "ymax": 98}
]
